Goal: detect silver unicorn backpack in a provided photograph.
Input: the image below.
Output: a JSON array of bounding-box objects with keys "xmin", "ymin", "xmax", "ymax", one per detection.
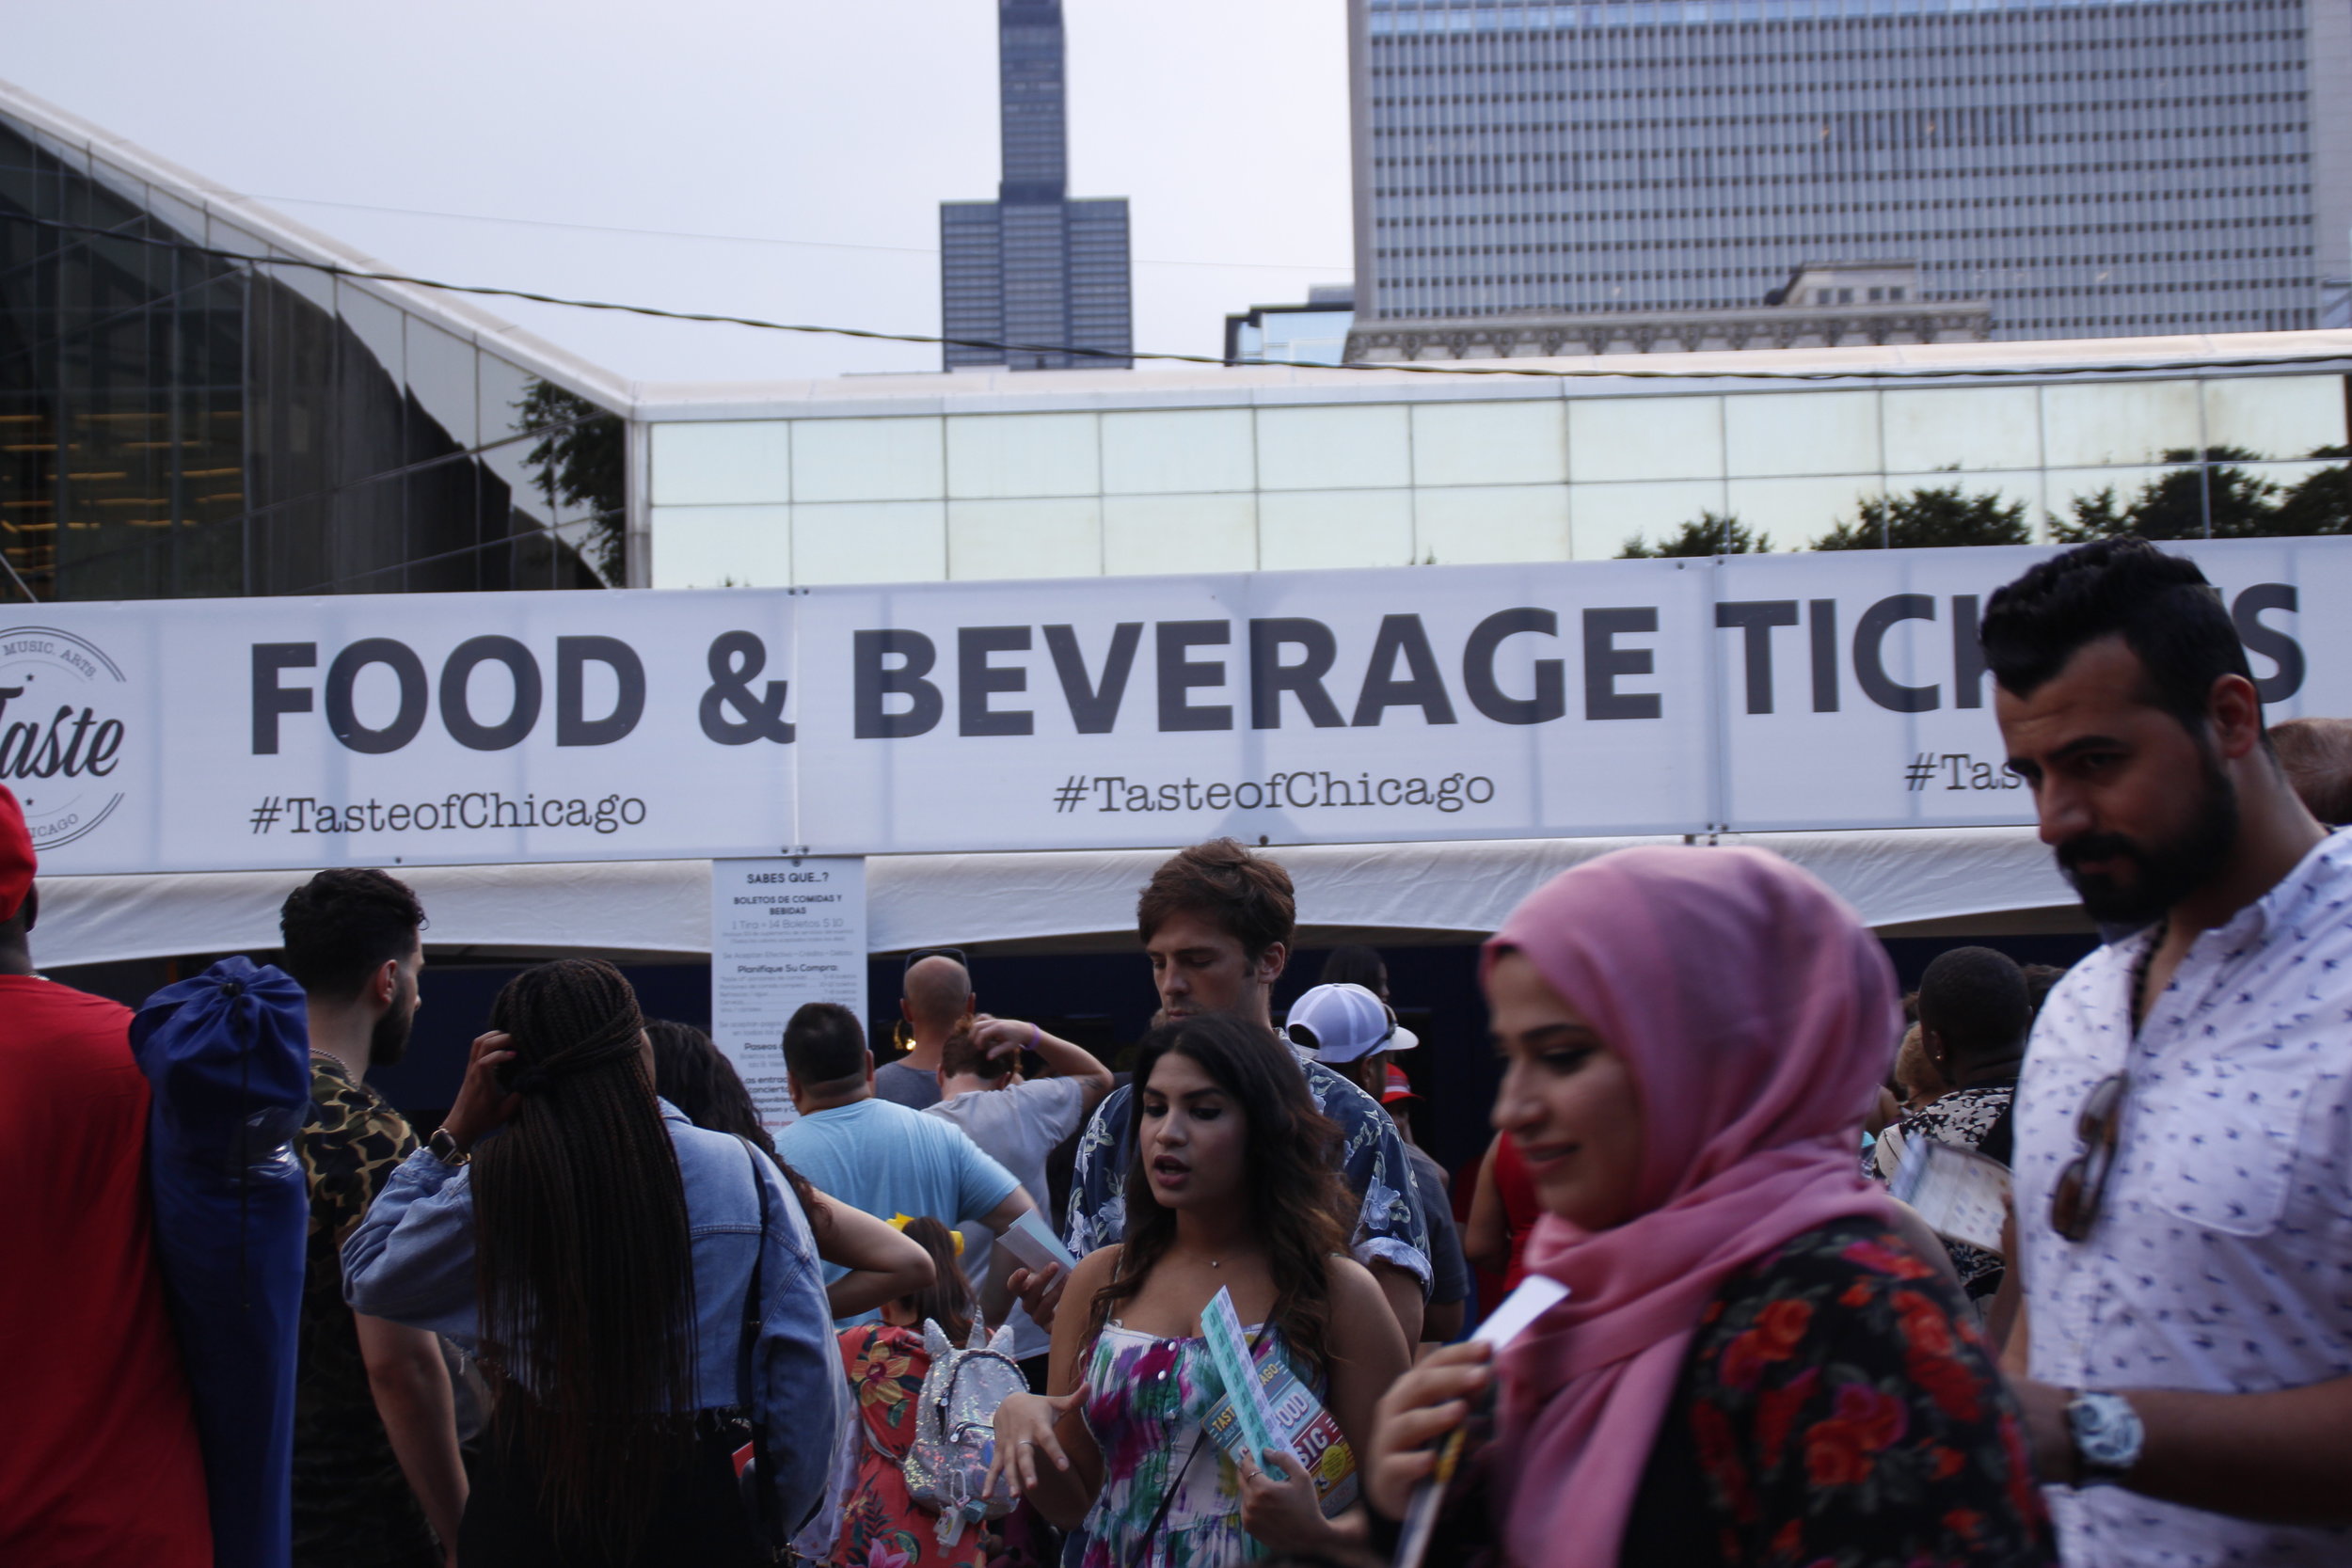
[{"xmin": 902, "ymin": 1318, "xmax": 1026, "ymax": 1548}]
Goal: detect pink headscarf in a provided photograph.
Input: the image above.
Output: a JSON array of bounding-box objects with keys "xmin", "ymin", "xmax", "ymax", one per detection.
[{"xmin": 1482, "ymin": 846, "xmax": 1899, "ymax": 1568}]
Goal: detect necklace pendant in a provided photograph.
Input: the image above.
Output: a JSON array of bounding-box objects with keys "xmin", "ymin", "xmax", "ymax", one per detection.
[{"xmin": 1209, "ymin": 1259, "xmax": 1219, "ymax": 1268}]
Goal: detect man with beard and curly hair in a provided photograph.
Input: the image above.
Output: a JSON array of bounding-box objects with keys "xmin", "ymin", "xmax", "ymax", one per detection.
[
  {"xmin": 280, "ymin": 869, "xmax": 465, "ymax": 1567},
  {"xmin": 1985, "ymin": 537, "xmax": 2352, "ymax": 1566}
]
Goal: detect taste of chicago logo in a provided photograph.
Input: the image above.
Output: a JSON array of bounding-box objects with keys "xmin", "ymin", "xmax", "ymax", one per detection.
[{"xmin": 0, "ymin": 626, "xmax": 128, "ymax": 850}]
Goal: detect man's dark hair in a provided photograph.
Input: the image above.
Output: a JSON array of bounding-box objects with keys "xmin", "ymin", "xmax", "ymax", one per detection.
[
  {"xmin": 937, "ymin": 1021, "xmax": 1012, "ymax": 1085},
  {"xmin": 1319, "ymin": 944, "xmax": 1387, "ymax": 992},
  {"xmin": 783, "ymin": 1001, "xmax": 867, "ymax": 1085},
  {"xmin": 1980, "ymin": 537, "xmax": 2255, "ymax": 732},
  {"xmin": 278, "ymin": 868, "xmax": 424, "ymax": 999},
  {"xmin": 1136, "ymin": 837, "xmax": 1295, "ymax": 960},
  {"xmin": 1916, "ymin": 946, "xmax": 2031, "ymax": 1075},
  {"xmin": 2020, "ymin": 962, "xmax": 2065, "ymax": 1017}
]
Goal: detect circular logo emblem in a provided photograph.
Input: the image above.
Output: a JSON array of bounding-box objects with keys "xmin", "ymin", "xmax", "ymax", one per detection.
[{"xmin": 0, "ymin": 626, "xmax": 129, "ymax": 851}]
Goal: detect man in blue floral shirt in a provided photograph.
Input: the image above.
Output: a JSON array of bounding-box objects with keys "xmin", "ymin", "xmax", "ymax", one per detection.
[{"xmin": 1059, "ymin": 838, "xmax": 1431, "ymax": 1342}]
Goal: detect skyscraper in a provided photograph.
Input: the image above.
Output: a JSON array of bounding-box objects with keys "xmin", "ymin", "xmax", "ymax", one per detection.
[
  {"xmin": 1347, "ymin": 0, "xmax": 2352, "ymax": 347},
  {"xmin": 942, "ymin": 0, "xmax": 1133, "ymax": 371}
]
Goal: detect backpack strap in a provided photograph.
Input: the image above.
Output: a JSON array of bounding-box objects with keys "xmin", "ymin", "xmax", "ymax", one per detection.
[{"xmin": 734, "ymin": 1137, "xmax": 779, "ymax": 1551}]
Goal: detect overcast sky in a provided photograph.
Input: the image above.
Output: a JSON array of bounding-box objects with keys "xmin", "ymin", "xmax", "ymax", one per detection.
[{"xmin": 14, "ymin": 0, "xmax": 1355, "ymax": 387}]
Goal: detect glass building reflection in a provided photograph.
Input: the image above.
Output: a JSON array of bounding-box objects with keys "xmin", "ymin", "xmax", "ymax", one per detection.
[{"xmin": 0, "ymin": 112, "xmax": 625, "ymax": 602}]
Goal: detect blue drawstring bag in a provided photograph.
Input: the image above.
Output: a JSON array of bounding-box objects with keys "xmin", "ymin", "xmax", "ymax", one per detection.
[{"xmin": 133, "ymin": 956, "xmax": 312, "ymax": 1568}]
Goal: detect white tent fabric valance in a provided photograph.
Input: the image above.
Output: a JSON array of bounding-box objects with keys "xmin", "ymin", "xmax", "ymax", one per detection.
[{"xmin": 30, "ymin": 828, "xmax": 2080, "ymax": 972}]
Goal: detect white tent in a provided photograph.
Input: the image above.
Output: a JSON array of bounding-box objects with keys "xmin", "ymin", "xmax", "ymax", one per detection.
[{"xmin": 32, "ymin": 827, "xmax": 2083, "ymax": 971}]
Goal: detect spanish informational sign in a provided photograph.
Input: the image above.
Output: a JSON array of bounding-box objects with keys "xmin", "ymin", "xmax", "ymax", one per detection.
[
  {"xmin": 708, "ymin": 856, "xmax": 866, "ymax": 1132},
  {"xmin": 14, "ymin": 538, "xmax": 2345, "ymax": 874}
]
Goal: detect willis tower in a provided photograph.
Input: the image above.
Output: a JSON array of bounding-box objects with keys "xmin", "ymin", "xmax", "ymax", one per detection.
[{"xmin": 940, "ymin": 0, "xmax": 1133, "ymax": 371}]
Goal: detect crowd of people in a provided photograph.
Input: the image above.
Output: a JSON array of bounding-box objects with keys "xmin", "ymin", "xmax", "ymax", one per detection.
[{"xmin": 5, "ymin": 533, "xmax": 2350, "ymax": 1568}]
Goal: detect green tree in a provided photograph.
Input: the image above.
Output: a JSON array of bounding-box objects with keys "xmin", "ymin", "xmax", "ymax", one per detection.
[
  {"xmin": 1813, "ymin": 484, "xmax": 2032, "ymax": 550},
  {"xmin": 518, "ymin": 380, "xmax": 627, "ymax": 584},
  {"xmin": 2270, "ymin": 445, "xmax": 2351, "ymax": 537},
  {"xmin": 2054, "ymin": 447, "xmax": 2276, "ymax": 543},
  {"xmin": 1619, "ymin": 512, "xmax": 1770, "ymax": 558}
]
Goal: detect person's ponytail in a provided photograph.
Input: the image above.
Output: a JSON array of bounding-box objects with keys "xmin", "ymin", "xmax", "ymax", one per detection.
[{"xmin": 471, "ymin": 958, "xmax": 698, "ymax": 1557}]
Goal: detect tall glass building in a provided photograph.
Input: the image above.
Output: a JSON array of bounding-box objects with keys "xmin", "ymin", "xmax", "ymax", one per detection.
[
  {"xmin": 1348, "ymin": 0, "xmax": 2352, "ymax": 341},
  {"xmin": 939, "ymin": 0, "xmax": 1134, "ymax": 371},
  {"xmin": 1, "ymin": 82, "xmax": 628, "ymax": 602}
]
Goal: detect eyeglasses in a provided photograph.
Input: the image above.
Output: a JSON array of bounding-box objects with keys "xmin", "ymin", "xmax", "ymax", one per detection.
[
  {"xmin": 902, "ymin": 946, "xmax": 969, "ymax": 973},
  {"xmin": 2050, "ymin": 1072, "xmax": 2128, "ymax": 1242}
]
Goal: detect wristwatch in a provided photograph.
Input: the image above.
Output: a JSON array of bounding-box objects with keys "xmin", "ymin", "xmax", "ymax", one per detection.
[
  {"xmin": 428, "ymin": 1127, "xmax": 471, "ymax": 1168},
  {"xmin": 2065, "ymin": 1389, "xmax": 2144, "ymax": 1485}
]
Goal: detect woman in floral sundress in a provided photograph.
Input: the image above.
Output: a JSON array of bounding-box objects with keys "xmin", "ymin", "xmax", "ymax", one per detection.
[
  {"xmin": 833, "ymin": 1218, "xmax": 985, "ymax": 1568},
  {"xmin": 988, "ymin": 1013, "xmax": 1409, "ymax": 1566}
]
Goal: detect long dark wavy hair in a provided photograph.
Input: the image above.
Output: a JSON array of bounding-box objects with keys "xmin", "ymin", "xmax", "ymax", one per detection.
[
  {"xmin": 1085, "ymin": 1013, "xmax": 1354, "ymax": 1376},
  {"xmin": 645, "ymin": 1018, "xmax": 833, "ymax": 1240},
  {"xmin": 470, "ymin": 959, "xmax": 697, "ymax": 1558}
]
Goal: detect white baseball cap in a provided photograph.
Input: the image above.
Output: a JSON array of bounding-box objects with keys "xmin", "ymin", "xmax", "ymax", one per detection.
[{"xmin": 1284, "ymin": 982, "xmax": 1420, "ymax": 1064}]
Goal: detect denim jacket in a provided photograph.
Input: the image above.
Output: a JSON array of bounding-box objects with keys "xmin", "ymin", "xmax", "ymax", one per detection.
[{"xmin": 342, "ymin": 1101, "xmax": 842, "ymax": 1531}]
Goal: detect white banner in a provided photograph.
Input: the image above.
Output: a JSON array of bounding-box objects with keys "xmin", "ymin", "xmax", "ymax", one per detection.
[
  {"xmin": 8, "ymin": 538, "xmax": 2342, "ymax": 875},
  {"xmin": 710, "ymin": 856, "xmax": 866, "ymax": 1131}
]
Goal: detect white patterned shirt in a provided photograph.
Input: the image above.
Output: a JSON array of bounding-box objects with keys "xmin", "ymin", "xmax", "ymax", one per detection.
[{"xmin": 2014, "ymin": 830, "xmax": 2352, "ymax": 1567}]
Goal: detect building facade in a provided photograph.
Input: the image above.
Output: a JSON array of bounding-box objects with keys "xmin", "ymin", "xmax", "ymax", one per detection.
[
  {"xmin": 1226, "ymin": 284, "xmax": 1358, "ymax": 366},
  {"xmin": 1348, "ymin": 261, "xmax": 1992, "ymax": 359},
  {"xmin": 0, "ymin": 82, "xmax": 628, "ymax": 602},
  {"xmin": 1347, "ymin": 0, "xmax": 2352, "ymax": 344},
  {"xmin": 939, "ymin": 0, "xmax": 1133, "ymax": 371},
  {"xmin": 642, "ymin": 341, "xmax": 2352, "ymax": 584},
  {"xmin": 8, "ymin": 75, "xmax": 2345, "ymax": 611}
]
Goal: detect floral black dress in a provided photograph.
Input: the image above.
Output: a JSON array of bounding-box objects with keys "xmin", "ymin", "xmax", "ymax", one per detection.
[
  {"xmin": 1411, "ymin": 1217, "xmax": 2052, "ymax": 1566},
  {"xmin": 1614, "ymin": 1217, "xmax": 2052, "ymax": 1566}
]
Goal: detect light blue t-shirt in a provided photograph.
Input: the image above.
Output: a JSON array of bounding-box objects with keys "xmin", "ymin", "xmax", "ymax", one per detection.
[{"xmin": 775, "ymin": 1097, "xmax": 1022, "ymax": 1322}]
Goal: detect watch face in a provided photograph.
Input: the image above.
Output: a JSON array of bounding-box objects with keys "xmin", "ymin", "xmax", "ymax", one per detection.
[{"xmin": 2072, "ymin": 1393, "xmax": 2143, "ymax": 1468}]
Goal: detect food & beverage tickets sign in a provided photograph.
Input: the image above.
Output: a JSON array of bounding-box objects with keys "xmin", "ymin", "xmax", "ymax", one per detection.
[{"xmin": 12, "ymin": 538, "xmax": 2344, "ymax": 875}]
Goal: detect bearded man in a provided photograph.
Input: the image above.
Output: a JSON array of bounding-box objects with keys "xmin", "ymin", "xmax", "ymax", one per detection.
[
  {"xmin": 1985, "ymin": 538, "xmax": 2352, "ymax": 1567},
  {"xmin": 280, "ymin": 869, "xmax": 467, "ymax": 1567}
]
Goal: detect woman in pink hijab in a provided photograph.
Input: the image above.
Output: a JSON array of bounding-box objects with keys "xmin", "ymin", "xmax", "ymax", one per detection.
[{"xmin": 1365, "ymin": 847, "xmax": 2050, "ymax": 1566}]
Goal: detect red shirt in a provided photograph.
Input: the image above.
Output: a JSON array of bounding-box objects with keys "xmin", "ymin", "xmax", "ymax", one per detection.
[{"xmin": 0, "ymin": 974, "xmax": 212, "ymax": 1567}]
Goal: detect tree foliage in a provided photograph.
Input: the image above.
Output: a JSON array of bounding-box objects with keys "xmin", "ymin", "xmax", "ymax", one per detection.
[
  {"xmin": 518, "ymin": 380, "xmax": 628, "ymax": 585},
  {"xmin": 1813, "ymin": 484, "xmax": 2032, "ymax": 550},
  {"xmin": 1618, "ymin": 512, "xmax": 1771, "ymax": 558},
  {"xmin": 2056, "ymin": 446, "xmax": 2350, "ymax": 543}
]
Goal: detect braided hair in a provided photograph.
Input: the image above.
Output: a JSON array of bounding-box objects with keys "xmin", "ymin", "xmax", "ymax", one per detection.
[{"xmin": 470, "ymin": 958, "xmax": 697, "ymax": 1559}]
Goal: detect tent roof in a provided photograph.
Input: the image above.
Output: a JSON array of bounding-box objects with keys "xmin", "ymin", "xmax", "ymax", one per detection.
[{"xmin": 31, "ymin": 828, "xmax": 2083, "ymax": 971}]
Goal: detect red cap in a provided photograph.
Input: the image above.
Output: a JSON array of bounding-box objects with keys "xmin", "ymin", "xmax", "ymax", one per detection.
[
  {"xmin": 1380, "ymin": 1062, "xmax": 1420, "ymax": 1104},
  {"xmin": 0, "ymin": 785, "xmax": 32, "ymax": 923}
]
